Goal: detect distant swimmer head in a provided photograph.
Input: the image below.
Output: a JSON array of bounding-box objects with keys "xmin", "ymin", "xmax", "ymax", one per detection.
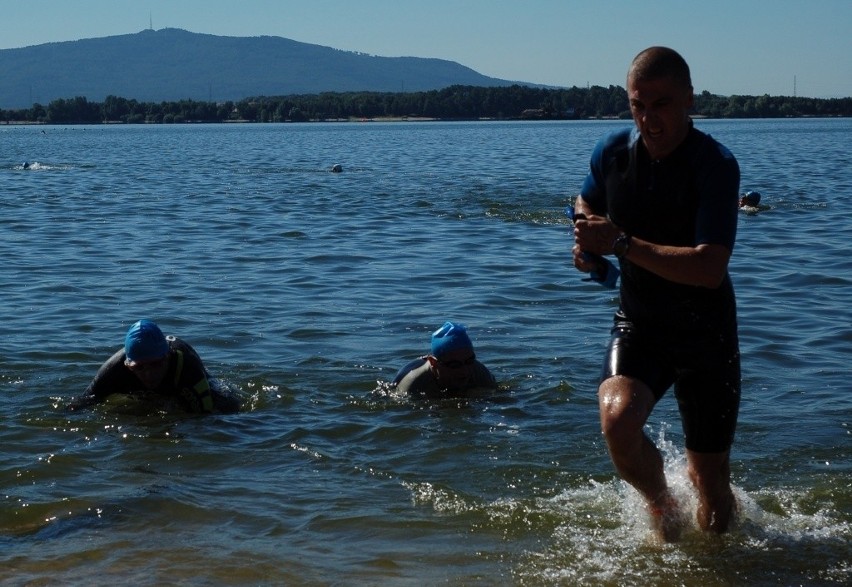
[
  {"xmin": 124, "ymin": 319, "xmax": 169, "ymax": 366},
  {"xmin": 740, "ymin": 190, "xmax": 761, "ymax": 207},
  {"xmin": 430, "ymin": 321, "xmax": 473, "ymax": 358},
  {"xmin": 22, "ymin": 162, "xmax": 30, "ymax": 169},
  {"xmin": 330, "ymin": 164, "xmax": 343, "ymax": 173}
]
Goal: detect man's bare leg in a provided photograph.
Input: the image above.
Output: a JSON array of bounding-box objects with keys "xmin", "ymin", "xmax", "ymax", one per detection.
[
  {"xmin": 687, "ymin": 449, "xmax": 736, "ymax": 533},
  {"xmin": 598, "ymin": 375, "xmax": 684, "ymax": 541}
]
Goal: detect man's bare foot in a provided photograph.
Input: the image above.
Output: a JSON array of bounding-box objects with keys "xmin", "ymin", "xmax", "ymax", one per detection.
[{"xmin": 648, "ymin": 492, "xmax": 685, "ymax": 543}]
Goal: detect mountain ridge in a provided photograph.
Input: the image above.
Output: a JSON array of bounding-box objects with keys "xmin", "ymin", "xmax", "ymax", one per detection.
[{"xmin": 0, "ymin": 28, "xmax": 538, "ymax": 109}]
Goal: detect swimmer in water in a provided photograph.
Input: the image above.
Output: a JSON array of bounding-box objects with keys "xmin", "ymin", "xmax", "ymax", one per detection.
[
  {"xmin": 392, "ymin": 321, "xmax": 496, "ymax": 399},
  {"xmin": 739, "ymin": 190, "xmax": 761, "ymax": 208},
  {"xmin": 68, "ymin": 319, "xmax": 240, "ymax": 414}
]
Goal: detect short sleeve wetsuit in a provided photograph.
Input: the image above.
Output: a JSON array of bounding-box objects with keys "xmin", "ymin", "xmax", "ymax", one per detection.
[
  {"xmin": 394, "ymin": 358, "xmax": 496, "ymax": 399},
  {"xmin": 580, "ymin": 122, "xmax": 741, "ymax": 453},
  {"xmin": 77, "ymin": 336, "xmax": 218, "ymax": 413}
]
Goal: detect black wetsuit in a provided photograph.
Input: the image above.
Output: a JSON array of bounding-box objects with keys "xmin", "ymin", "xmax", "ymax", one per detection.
[
  {"xmin": 581, "ymin": 123, "xmax": 741, "ymax": 452},
  {"xmin": 73, "ymin": 336, "xmax": 238, "ymax": 414},
  {"xmin": 393, "ymin": 358, "xmax": 496, "ymax": 399}
]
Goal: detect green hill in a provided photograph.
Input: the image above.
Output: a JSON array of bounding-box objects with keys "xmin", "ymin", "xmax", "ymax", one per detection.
[{"xmin": 0, "ymin": 28, "xmax": 533, "ymax": 109}]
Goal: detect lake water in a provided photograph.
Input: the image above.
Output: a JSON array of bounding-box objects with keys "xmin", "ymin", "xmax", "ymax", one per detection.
[{"xmin": 1, "ymin": 119, "xmax": 850, "ymax": 586}]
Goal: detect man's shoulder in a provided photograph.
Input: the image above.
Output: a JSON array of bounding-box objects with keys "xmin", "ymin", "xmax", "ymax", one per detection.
[
  {"xmin": 394, "ymin": 361, "xmax": 434, "ymax": 395},
  {"xmin": 97, "ymin": 347, "xmax": 129, "ymax": 373},
  {"xmin": 472, "ymin": 361, "xmax": 496, "ymax": 387},
  {"xmin": 85, "ymin": 347, "xmax": 135, "ymax": 398},
  {"xmin": 591, "ymin": 127, "xmax": 637, "ymax": 169},
  {"xmin": 168, "ymin": 336, "xmax": 206, "ymax": 365},
  {"xmin": 687, "ymin": 126, "xmax": 738, "ymax": 167},
  {"xmin": 597, "ymin": 126, "xmax": 636, "ymax": 152},
  {"xmin": 167, "ymin": 336, "xmax": 191, "ymax": 351}
]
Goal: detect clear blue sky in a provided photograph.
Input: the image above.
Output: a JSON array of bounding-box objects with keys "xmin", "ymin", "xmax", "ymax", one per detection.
[{"xmin": 2, "ymin": 0, "xmax": 850, "ymax": 98}]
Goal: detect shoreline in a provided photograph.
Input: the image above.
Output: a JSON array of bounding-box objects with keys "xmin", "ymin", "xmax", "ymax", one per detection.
[{"xmin": 3, "ymin": 114, "xmax": 849, "ymax": 126}]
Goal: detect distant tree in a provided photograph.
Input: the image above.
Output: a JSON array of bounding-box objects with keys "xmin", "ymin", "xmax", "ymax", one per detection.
[
  {"xmin": 102, "ymin": 95, "xmax": 131, "ymax": 121},
  {"xmin": 30, "ymin": 103, "xmax": 47, "ymax": 121},
  {"xmin": 288, "ymin": 106, "xmax": 307, "ymax": 122},
  {"xmin": 2, "ymin": 86, "xmax": 850, "ymax": 124},
  {"xmin": 46, "ymin": 96, "xmax": 100, "ymax": 123}
]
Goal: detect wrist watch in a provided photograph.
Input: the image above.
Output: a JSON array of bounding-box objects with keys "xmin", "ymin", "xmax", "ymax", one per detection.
[{"xmin": 613, "ymin": 233, "xmax": 632, "ymax": 259}]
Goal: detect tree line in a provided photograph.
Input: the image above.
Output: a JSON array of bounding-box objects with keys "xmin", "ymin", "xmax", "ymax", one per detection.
[{"xmin": 2, "ymin": 85, "xmax": 850, "ymax": 124}]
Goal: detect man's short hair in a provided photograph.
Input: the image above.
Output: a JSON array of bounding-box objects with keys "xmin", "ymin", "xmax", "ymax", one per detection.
[{"xmin": 628, "ymin": 46, "xmax": 692, "ymax": 89}]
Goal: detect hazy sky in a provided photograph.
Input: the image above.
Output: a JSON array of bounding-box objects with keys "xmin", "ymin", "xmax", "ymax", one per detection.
[{"xmin": 2, "ymin": 0, "xmax": 850, "ymax": 98}]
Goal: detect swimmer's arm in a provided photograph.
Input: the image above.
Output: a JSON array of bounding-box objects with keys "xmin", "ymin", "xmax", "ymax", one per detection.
[
  {"xmin": 66, "ymin": 392, "xmax": 100, "ymax": 411},
  {"xmin": 573, "ymin": 196, "xmax": 590, "ymax": 218},
  {"xmin": 621, "ymin": 238, "xmax": 731, "ymax": 288},
  {"xmin": 66, "ymin": 379, "xmax": 119, "ymax": 410},
  {"xmin": 66, "ymin": 370, "xmax": 115, "ymax": 411}
]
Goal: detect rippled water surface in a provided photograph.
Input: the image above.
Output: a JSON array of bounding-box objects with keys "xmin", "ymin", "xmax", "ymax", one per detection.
[{"xmin": 1, "ymin": 119, "xmax": 850, "ymax": 585}]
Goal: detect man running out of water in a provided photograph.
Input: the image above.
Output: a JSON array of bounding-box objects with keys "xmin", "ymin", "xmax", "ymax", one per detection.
[
  {"xmin": 68, "ymin": 319, "xmax": 240, "ymax": 414},
  {"xmin": 393, "ymin": 321, "xmax": 496, "ymax": 399},
  {"xmin": 572, "ymin": 47, "xmax": 741, "ymax": 541}
]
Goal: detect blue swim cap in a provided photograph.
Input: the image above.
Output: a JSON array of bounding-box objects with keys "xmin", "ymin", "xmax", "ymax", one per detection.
[
  {"xmin": 124, "ymin": 319, "xmax": 169, "ymax": 364},
  {"xmin": 430, "ymin": 321, "xmax": 473, "ymax": 358},
  {"xmin": 742, "ymin": 190, "xmax": 761, "ymax": 206}
]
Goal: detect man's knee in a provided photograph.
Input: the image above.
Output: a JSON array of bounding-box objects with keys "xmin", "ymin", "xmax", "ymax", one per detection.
[{"xmin": 598, "ymin": 376, "xmax": 654, "ymax": 444}]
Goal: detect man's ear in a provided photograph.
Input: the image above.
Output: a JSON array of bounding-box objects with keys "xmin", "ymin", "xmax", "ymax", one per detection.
[{"xmin": 426, "ymin": 355, "xmax": 439, "ymax": 368}]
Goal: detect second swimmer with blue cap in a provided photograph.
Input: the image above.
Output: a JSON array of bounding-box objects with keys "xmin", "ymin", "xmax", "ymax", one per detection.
[{"xmin": 392, "ymin": 321, "xmax": 496, "ymax": 398}]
